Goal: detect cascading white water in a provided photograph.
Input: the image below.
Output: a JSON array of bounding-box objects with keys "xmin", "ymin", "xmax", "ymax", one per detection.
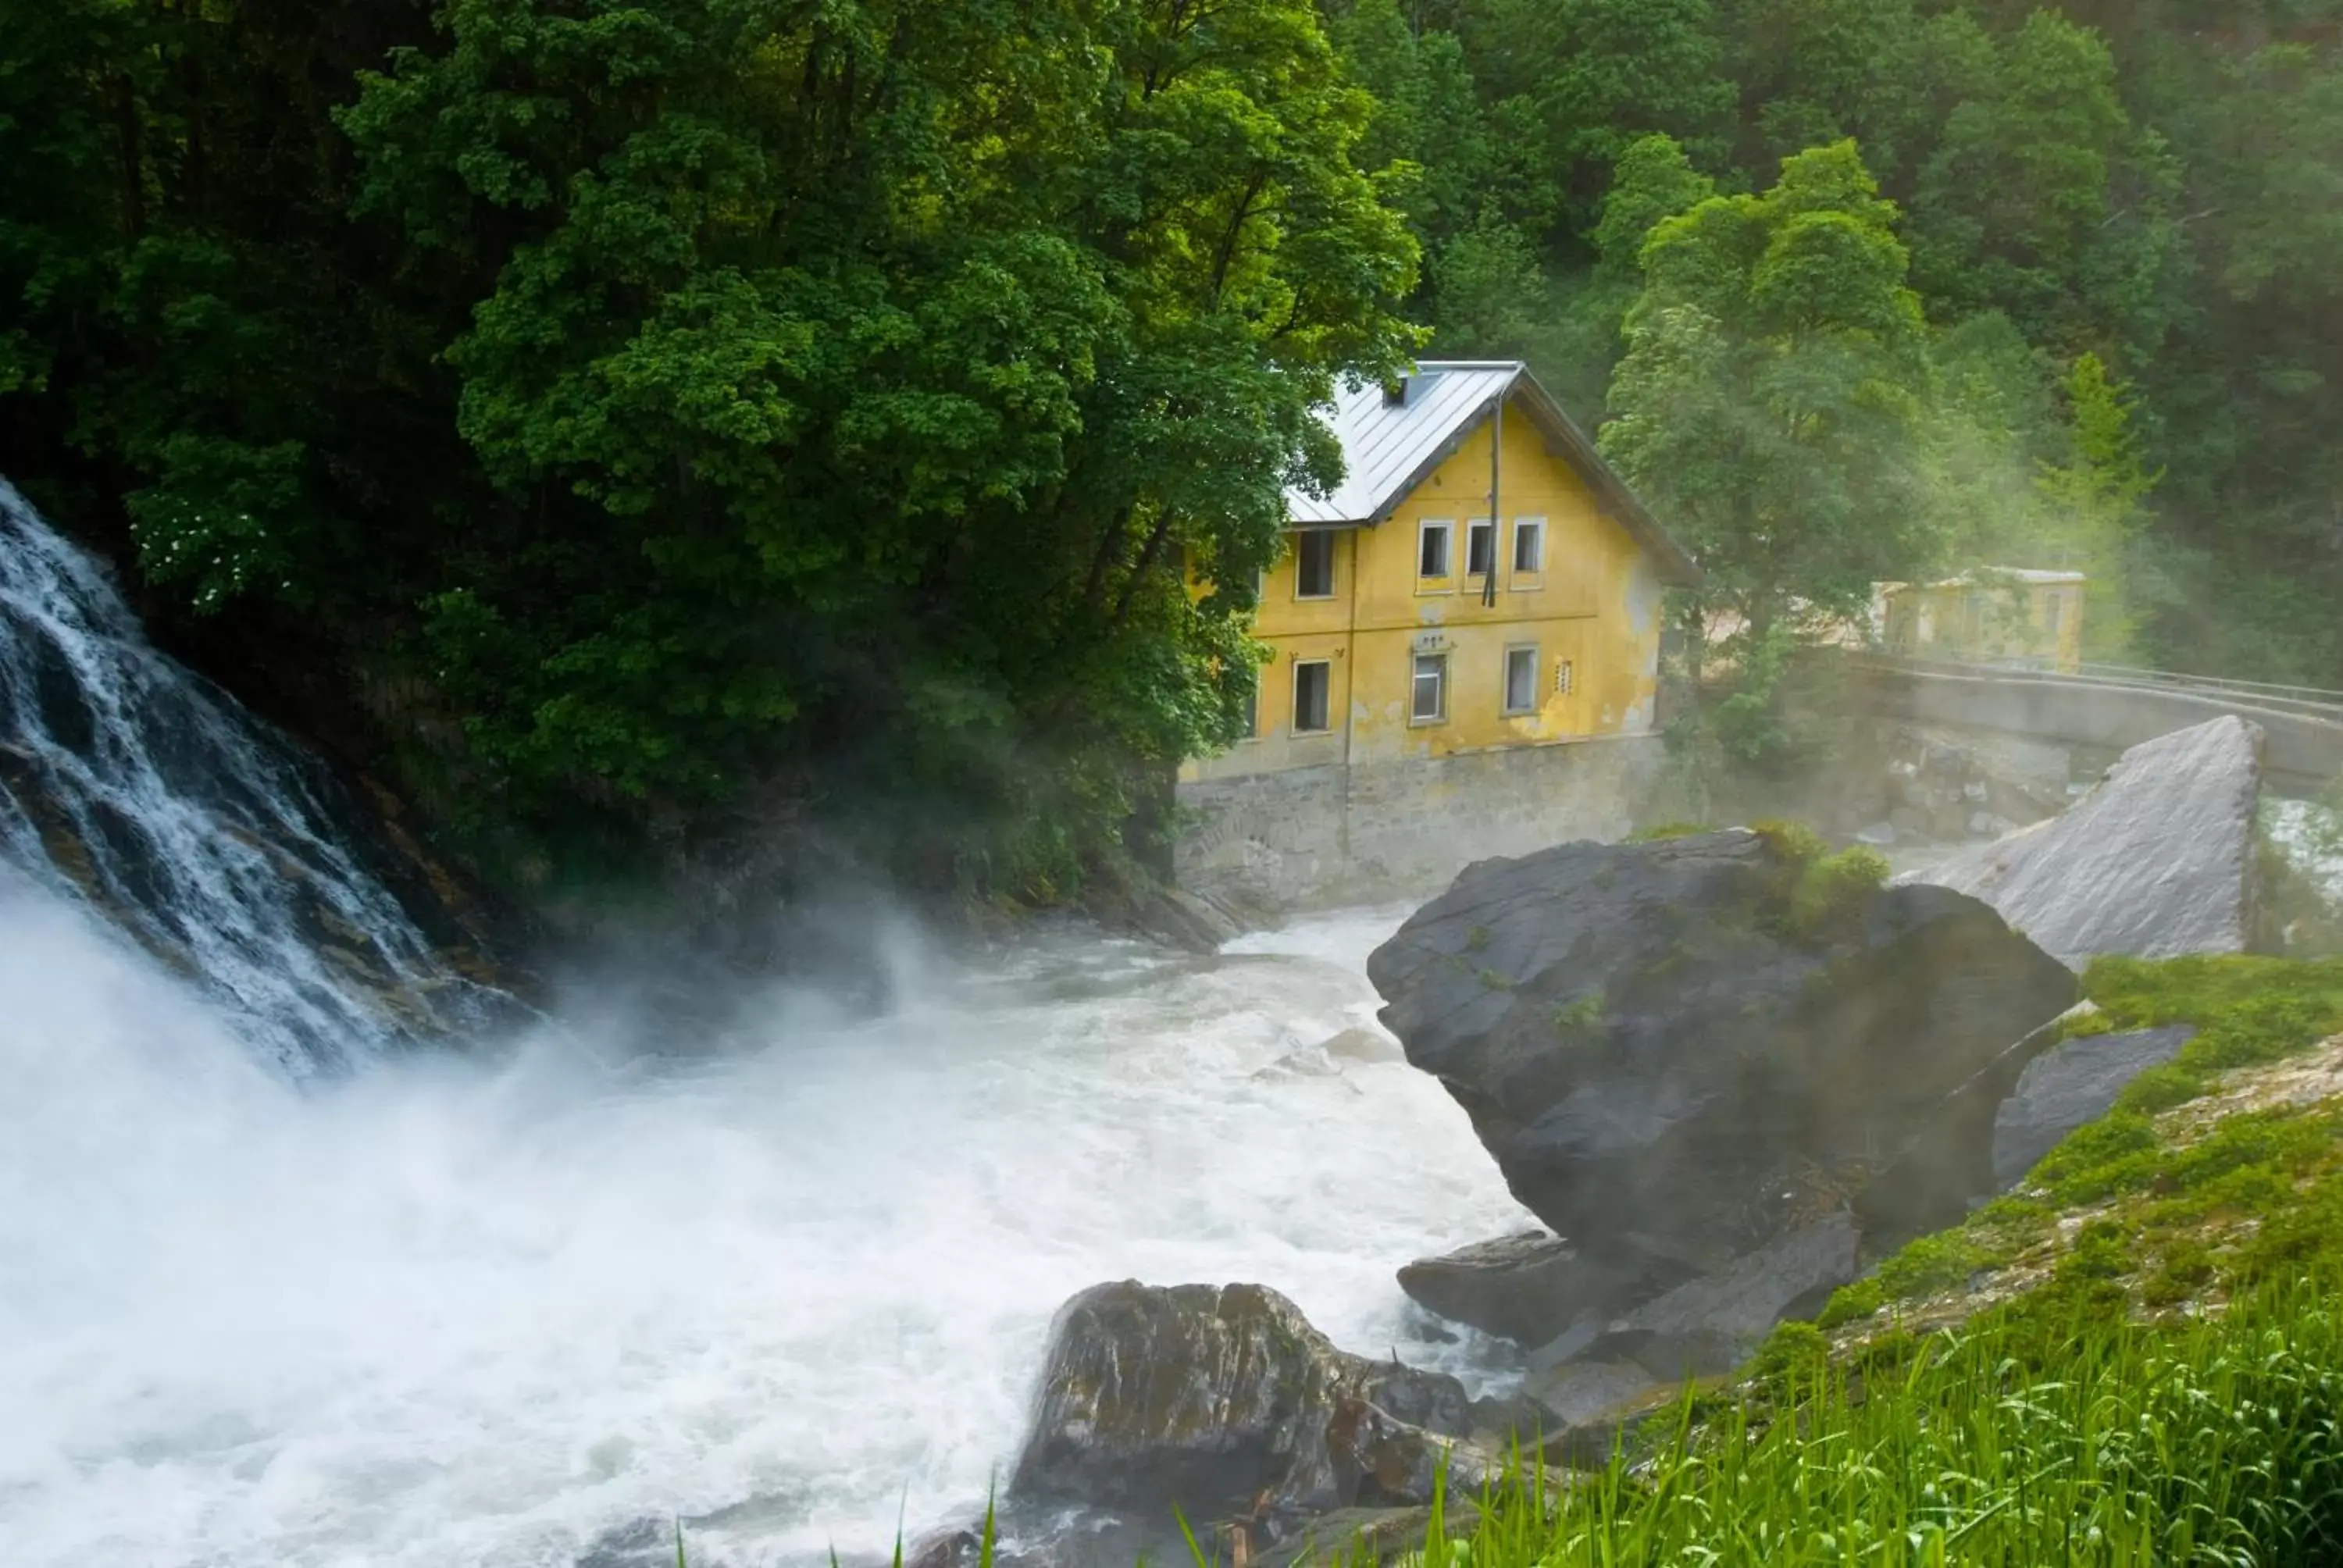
[
  {"xmin": 0, "ymin": 478, "xmax": 501, "ymax": 1075},
  {"xmin": 0, "ymin": 483, "xmax": 1534, "ymax": 1567}
]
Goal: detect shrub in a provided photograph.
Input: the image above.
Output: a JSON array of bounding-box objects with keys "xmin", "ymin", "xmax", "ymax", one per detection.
[{"xmin": 1788, "ymin": 845, "xmax": 1889, "ymax": 939}]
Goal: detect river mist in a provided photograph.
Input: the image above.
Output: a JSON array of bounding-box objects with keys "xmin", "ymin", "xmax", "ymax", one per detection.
[
  {"xmin": 0, "ymin": 480, "xmax": 1528, "ymax": 1566},
  {"xmin": 0, "ymin": 882, "xmax": 1531, "ymax": 1566}
]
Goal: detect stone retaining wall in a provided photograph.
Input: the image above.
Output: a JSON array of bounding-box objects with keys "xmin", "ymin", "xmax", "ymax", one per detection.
[{"xmin": 1175, "ymin": 736, "xmax": 1668, "ymax": 911}]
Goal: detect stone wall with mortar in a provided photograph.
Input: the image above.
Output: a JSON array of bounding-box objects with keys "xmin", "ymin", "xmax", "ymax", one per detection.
[{"xmin": 1175, "ymin": 735, "xmax": 1670, "ymax": 912}]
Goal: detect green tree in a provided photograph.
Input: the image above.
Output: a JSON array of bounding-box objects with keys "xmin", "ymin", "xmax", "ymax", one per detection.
[
  {"xmin": 1460, "ymin": 0, "xmax": 1735, "ymax": 224},
  {"xmin": 2124, "ymin": 37, "xmax": 2343, "ymax": 682},
  {"xmin": 336, "ymin": 0, "xmax": 1419, "ymax": 894},
  {"xmin": 0, "ymin": 0, "xmax": 447, "ymax": 619},
  {"xmin": 2035, "ymin": 352, "xmax": 2162, "ymax": 661},
  {"xmin": 1539, "ymin": 133, "xmax": 1717, "ymax": 416},
  {"xmin": 1601, "ymin": 140, "xmax": 1938, "ymax": 665},
  {"xmin": 1920, "ymin": 309, "xmax": 2064, "ymax": 570},
  {"xmin": 1906, "ymin": 10, "xmax": 2185, "ymax": 358}
]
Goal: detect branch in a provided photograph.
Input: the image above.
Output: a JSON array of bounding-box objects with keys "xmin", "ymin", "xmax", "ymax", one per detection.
[
  {"xmin": 1081, "ymin": 502, "xmax": 1138, "ymax": 611},
  {"xmin": 1208, "ymin": 171, "xmax": 1272, "ymax": 303},
  {"xmin": 1108, "ymin": 513, "xmax": 1180, "ymax": 626}
]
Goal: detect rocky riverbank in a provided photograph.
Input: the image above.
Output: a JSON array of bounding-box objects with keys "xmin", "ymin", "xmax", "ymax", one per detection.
[{"xmin": 879, "ymin": 717, "xmax": 2339, "ymax": 1568}]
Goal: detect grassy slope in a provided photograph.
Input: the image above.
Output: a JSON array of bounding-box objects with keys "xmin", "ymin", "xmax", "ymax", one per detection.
[{"xmin": 1357, "ymin": 957, "xmax": 2343, "ymax": 1566}]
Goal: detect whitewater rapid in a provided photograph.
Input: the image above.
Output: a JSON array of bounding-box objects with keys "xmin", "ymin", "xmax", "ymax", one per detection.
[{"xmin": 0, "ymin": 884, "xmax": 1532, "ymax": 1568}]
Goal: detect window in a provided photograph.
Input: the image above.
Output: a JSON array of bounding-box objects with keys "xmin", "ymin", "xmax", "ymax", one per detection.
[
  {"xmin": 1295, "ymin": 531, "xmax": 1336, "ymax": 598},
  {"xmin": 1512, "ymin": 518, "xmax": 1546, "ymax": 574},
  {"xmin": 1410, "ymin": 653, "xmax": 1447, "ymax": 722},
  {"xmin": 1503, "ymin": 646, "xmax": 1539, "ymax": 715},
  {"xmin": 1238, "ymin": 674, "xmax": 1258, "ymax": 739},
  {"xmin": 1466, "ymin": 519, "xmax": 1494, "ymax": 578},
  {"xmin": 1418, "ymin": 520, "xmax": 1453, "ymax": 579},
  {"xmin": 1292, "ymin": 660, "xmax": 1332, "ymax": 734}
]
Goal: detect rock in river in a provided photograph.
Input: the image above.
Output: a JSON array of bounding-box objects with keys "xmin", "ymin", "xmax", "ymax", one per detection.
[
  {"xmin": 1366, "ymin": 829, "xmax": 2077, "ymax": 1288},
  {"xmin": 1910, "ymin": 715, "xmax": 2264, "ymax": 969},
  {"xmin": 1010, "ymin": 1281, "xmax": 1510, "ymax": 1542},
  {"xmin": 1396, "ymin": 1230, "xmax": 1635, "ymax": 1345}
]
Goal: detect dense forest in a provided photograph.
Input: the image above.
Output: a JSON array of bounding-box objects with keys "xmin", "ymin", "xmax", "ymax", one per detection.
[{"xmin": 4, "ymin": 0, "xmax": 2339, "ymax": 907}]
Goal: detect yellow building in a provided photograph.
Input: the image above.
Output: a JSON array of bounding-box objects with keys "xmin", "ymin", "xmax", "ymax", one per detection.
[
  {"xmin": 1183, "ymin": 361, "xmax": 1701, "ymax": 783},
  {"xmin": 1878, "ymin": 570, "xmax": 2086, "ymax": 672}
]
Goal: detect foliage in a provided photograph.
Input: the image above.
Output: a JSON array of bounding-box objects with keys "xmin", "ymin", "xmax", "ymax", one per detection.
[
  {"xmin": 1601, "ymin": 140, "xmax": 1938, "ymax": 654},
  {"xmin": 8, "ymin": 0, "xmax": 2343, "ymax": 902},
  {"xmin": 1787, "ymin": 843, "xmax": 1888, "ymax": 939},
  {"xmin": 0, "ymin": 0, "xmax": 1417, "ymax": 900},
  {"xmin": 2033, "ymin": 354, "xmax": 2164, "ymax": 661},
  {"xmin": 1623, "ymin": 821, "xmax": 1710, "ymax": 843},
  {"xmin": 1323, "ymin": 0, "xmax": 2343, "ymax": 704},
  {"xmin": 1815, "ymin": 953, "xmax": 2343, "ymax": 1333},
  {"xmin": 1380, "ymin": 1267, "xmax": 2343, "ymax": 1566},
  {"xmin": 1747, "ymin": 818, "xmax": 1830, "ymax": 864}
]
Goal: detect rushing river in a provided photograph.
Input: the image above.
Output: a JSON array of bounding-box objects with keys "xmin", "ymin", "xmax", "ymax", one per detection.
[
  {"xmin": 0, "ymin": 882, "xmax": 1534, "ymax": 1568},
  {"xmin": 0, "ymin": 478, "xmax": 1531, "ymax": 1567}
]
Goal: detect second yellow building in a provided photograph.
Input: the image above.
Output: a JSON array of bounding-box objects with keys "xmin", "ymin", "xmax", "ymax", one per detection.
[{"xmin": 1186, "ymin": 361, "xmax": 1702, "ymax": 783}]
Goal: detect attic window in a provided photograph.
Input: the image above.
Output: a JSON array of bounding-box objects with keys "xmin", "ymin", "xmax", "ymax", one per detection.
[{"xmin": 1382, "ymin": 377, "xmax": 1410, "ymax": 407}]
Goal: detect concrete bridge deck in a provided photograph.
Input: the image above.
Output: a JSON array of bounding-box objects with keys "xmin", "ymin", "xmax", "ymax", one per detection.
[{"xmin": 1838, "ymin": 654, "xmax": 2343, "ymax": 797}]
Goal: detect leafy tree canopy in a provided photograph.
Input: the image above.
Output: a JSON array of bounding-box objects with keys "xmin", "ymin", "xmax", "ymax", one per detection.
[{"xmin": 1602, "ymin": 141, "xmax": 1935, "ymax": 642}]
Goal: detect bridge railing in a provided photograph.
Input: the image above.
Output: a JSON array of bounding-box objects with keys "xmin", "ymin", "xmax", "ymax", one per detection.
[{"xmin": 1842, "ymin": 650, "xmax": 2343, "ymax": 722}]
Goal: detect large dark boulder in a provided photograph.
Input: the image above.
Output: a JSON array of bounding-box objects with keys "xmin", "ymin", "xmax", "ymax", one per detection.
[
  {"xmin": 1366, "ymin": 829, "xmax": 2077, "ymax": 1279},
  {"xmin": 1580, "ymin": 1214, "xmax": 1860, "ymax": 1380},
  {"xmin": 1009, "ymin": 1282, "xmax": 1507, "ymax": 1539},
  {"xmin": 1993, "ymin": 1025, "xmax": 2198, "ymax": 1188}
]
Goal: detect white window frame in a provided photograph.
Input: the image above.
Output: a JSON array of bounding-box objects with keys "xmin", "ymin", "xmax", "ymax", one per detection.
[
  {"xmin": 1293, "ymin": 529, "xmax": 1336, "ymax": 600},
  {"xmin": 1291, "ymin": 658, "xmax": 1333, "ymax": 735},
  {"xmin": 1465, "ymin": 517, "xmax": 1495, "ymax": 579},
  {"xmin": 1417, "ymin": 519, "xmax": 1454, "ymax": 585},
  {"xmin": 1410, "ymin": 651, "xmax": 1448, "ymax": 725},
  {"xmin": 1510, "ymin": 516, "xmax": 1547, "ymax": 579},
  {"xmin": 1502, "ymin": 644, "xmax": 1540, "ymax": 716}
]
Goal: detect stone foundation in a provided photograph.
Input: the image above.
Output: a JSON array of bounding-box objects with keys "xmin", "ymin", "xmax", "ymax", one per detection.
[{"xmin": 1174, "ymin": 736, "xmax": 1668, "ymax": 912}]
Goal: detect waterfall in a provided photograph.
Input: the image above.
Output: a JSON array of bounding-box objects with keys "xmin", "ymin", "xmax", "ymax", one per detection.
[
  {"xmin": 0, "ymin": 477, "xmax": 505, "ymax": 1075},
  {"xmin": 0, "ymin": 476, "xmax": 1534, "ymax": 1568}
]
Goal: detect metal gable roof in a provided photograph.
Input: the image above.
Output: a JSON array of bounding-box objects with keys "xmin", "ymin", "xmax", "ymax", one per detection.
[
  {"xmin": 1283, "ymin": 360, "xmax": 1703, "ymax": 587},
  {"xmin": 1284, "ymin": 363, "xmax": 1522, "ymax": 526}
]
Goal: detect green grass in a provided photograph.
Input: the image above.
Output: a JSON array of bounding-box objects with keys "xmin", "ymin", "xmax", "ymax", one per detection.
[
  {"xmin": 1809, "ymin": 954, "xmax": 2343, "ymax": 1335},
  {"xmin": 1625, "ymin": 822, "xmax": 1713, "ymax": 843},
  {"xmin": 1290, "ymin": 954, "xmax": 2343, "ymax": 1565},
  {"xmin": 1287, "ymin": 1268, "xmax": 2343, "ymax": 1568}
]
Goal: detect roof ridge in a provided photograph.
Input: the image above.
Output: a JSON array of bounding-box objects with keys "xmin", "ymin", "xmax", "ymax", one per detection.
[{"xmin": 1286, "ymin": 362, "xmax": 1703, "ymax": 589}]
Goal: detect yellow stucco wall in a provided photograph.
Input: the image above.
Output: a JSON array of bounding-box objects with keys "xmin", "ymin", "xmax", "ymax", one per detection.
[
  {"xmin": 1883, "ymin": 579, "xmax": 2085, "ymax": 672},
  {"xmin": 1185, "ymin": 402, "xmax": 1668, "ymax": 782}
]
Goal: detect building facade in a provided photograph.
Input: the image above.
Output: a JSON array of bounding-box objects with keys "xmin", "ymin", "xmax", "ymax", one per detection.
[
  {"xmin": 1175, "ymin": 361, "xmax": 1701, "ymax": 907},
  {"xmin": 1878, "ymin": 570, "xmax": 2087, "ymax": 672},
  {"xmin": 1182, "ymin": 361, "xmax": 1700, "ymax": 785}
]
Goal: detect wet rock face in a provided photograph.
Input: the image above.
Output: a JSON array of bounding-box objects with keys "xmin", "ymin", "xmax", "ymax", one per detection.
[
  {"xmin": 1009, "ymin": 1282, "xmax": 1495, "ymax": 1534},
  {"xmin": 1912, "ymin": 716, "xmax": 2265, "ymax": 969},
  {"xmin": 1994, "ymin": 1026, "xmax": 2199, "ymax": 1188},
  {"xmin": 1396, "ymin": 1231, "xmax": 1637, "ymax": 1345},
  {"xmin": 1365, "ymin": 829, "xmax": 2077, "ymax": 1278}
]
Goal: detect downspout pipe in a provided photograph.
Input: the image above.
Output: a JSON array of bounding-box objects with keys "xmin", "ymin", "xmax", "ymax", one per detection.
[{"xmin": 1482, "ymin": 390, "xmax": 1503, "ymax": 608}]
